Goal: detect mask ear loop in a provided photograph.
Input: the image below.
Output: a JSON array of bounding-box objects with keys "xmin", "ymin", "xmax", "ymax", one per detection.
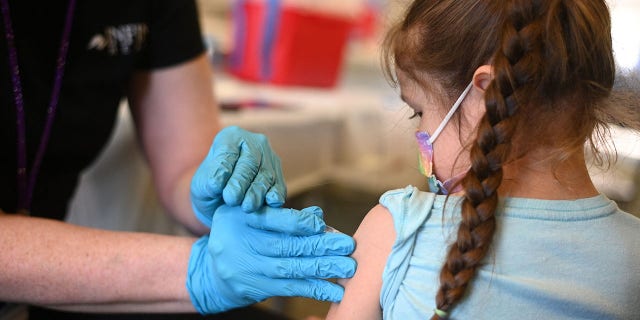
[{"xmin": 427, "ymin": 82, "xmax": 473, "ymax": 144}]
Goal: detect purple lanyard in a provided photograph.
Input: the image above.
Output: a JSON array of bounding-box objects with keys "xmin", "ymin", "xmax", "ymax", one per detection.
[{"xmin": 1, "ymin": 0, "xmax": 76, "ymax": 213}]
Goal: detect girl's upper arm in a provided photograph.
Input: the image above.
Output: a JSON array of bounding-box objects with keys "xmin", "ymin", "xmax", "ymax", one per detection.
[{"xmin": 325, "ymin": 204, "xmax": 396, "ymax": 320}]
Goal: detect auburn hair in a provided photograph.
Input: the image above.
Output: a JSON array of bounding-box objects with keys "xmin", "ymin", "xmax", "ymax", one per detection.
[{"xmin": 383, "ymin": 0, "xmax": 620, "ymax": 318}]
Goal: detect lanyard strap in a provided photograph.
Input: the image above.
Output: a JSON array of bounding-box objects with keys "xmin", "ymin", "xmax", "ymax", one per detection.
[{"xmin": 1, "ymin": 0, "xmax": 76, "ymax": 213}]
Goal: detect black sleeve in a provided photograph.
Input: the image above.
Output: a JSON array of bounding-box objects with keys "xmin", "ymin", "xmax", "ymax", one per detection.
[{"xmin": 135, "ymin": 0, "xmax": 205, "ymax": 70}]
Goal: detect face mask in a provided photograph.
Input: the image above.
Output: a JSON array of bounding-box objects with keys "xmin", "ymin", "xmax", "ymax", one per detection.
[{"xmin": 416, "ymin": 82, "xmax": 473, "ymax": 194}]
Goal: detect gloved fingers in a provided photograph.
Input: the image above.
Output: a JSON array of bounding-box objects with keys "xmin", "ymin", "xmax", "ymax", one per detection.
[
  {"xmin": 254, "ymin": 231, "xmax": 355, "ymax": 257},
  {"xmin": 241, "ymin": 155, "xmax": 286, "ymax": 211},
  {"xmin": 240, "ymin": 167, "xmax": 274, "ymax": 212},
  {"xmin": 260, "ymin": 255, "xmax": 356, "ymax": 279},
  {"xmin": 222, "ymin": 141, "xmax": 260, "ymax": 206},
  {"xmin": 260, "ymin": 278, "xmax": 346, "ymax": 303},
  {"xmin": 265, "ymin": 154, "xmax": 286, "ymax": 207},
  {"xmin": 205, "ymin": 143, "xmax": 241, "ymax": 196},
  {"xmin": 208, "ymin": 126, "xmax": 286, "ymax": 211},
  {"xmin": 245, "ymin": 206, "xmax": 326, "ymax": 235},
  {"xmin": 265, "ymin": 185, "xmax": 286, "ymax": 208},
  {"xmin": 208, "ymin": 126, "xmax": 265, "ymax": 199}
]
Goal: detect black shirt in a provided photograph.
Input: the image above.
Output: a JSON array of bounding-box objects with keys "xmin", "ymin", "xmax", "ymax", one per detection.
[{"xmin": 0, "ymin": 0, "xmax": 204, "ymax": 219}]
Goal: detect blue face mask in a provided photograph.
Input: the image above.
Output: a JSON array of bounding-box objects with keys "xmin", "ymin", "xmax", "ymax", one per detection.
[{"xmin": 416, "ymin": 82, "xmax": 473, "ymax": 194}]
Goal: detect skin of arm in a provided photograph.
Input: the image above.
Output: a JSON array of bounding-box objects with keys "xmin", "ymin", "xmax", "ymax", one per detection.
[
  {"xmin": 325, "ymin": 204, "xmax": 396, "ymax": 320},
  {"xmin": 127, "ymin": 53, "xmax": 220, "ymax": 235},
  {"xmin": 0, "ymin": 211, "xmax": 197, "ymax": 312}
]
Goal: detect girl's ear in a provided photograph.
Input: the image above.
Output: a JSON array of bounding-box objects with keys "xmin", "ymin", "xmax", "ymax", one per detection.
[
  {"xmin": 472, "ymin": 65, "xmax": 493, "ymax": 92},
  {"xmin": 463, "ymin": 65, "xmax": 493, "ymax": 129}
]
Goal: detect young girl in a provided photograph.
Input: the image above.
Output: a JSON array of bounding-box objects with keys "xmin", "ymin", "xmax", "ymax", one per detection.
[{"xmin": 326, "ymin": 0, "xmax": 640, "ymax": 319}]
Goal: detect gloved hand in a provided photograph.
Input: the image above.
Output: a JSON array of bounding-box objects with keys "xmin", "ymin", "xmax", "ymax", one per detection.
[
  {"xmin": 191, "ymin": 126, "xmax": 286, "ymax": 226},
  {"xmin": 186, "ymin": 205, "xmax": 356, "ymax": 314}
]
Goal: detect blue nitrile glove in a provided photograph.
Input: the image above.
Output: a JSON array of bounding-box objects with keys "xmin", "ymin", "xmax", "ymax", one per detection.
[
  {"xmin": 191, "ymin": 126, "xmax": 286, "ymax": 226},
  {"xmin": 186, "ymin": 205, "xmax": 356, "ymax": 314}
]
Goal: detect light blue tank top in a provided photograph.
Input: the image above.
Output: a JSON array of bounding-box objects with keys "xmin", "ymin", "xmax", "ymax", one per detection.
[{"xmin": 379, "ymin": 186, "xmax": 640, "ymax": 319}]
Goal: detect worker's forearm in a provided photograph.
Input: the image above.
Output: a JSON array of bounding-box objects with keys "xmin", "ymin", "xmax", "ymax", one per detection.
[
  {"xmin": 0, "ymin": 213, "xmax": 197, "ymax": 312},
  {"xmin": 165, "ymin": 167, "xmax": 209, "ymax": 236},
  {"xmin": 128, "ymin": 54, "xmax": 219, "ymax": 236},
  {"xmin": 46, "ymin": 301, "xmax": 194, "ymax": 313}
]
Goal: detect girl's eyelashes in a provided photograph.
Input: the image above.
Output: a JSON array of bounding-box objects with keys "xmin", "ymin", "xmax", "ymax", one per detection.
[{"xmin": 408, "ymin": 111, "xmax": 423, "ymax": 119}]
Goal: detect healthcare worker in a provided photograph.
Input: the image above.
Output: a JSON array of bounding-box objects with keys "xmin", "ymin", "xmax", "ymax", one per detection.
[{"xmin": 0, "ymin": 0, "xmax": 356, "ymax": 319}]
